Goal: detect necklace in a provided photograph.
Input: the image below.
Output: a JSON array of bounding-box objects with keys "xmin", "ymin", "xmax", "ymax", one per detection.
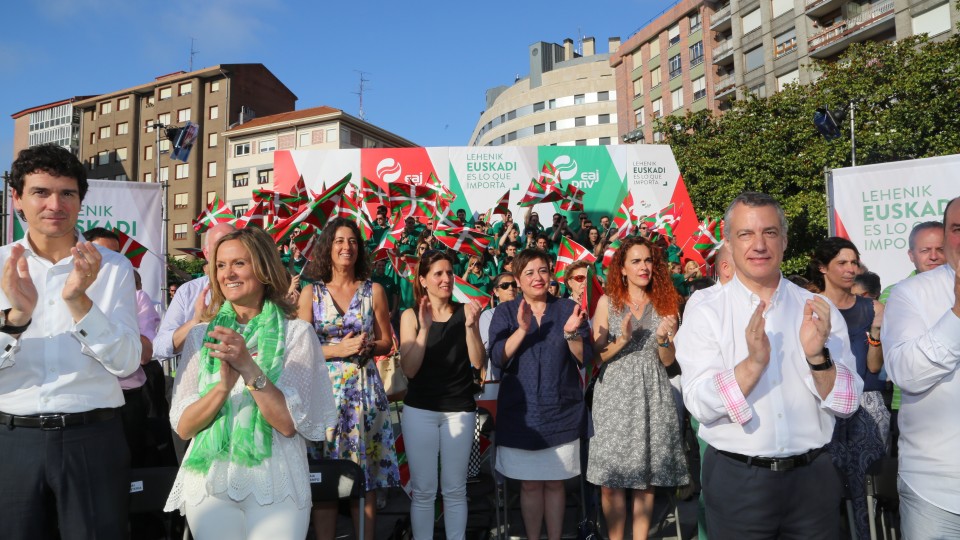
[{"xmin": 628, "ymin": 296, "xmax": 647, "ymax": 311}]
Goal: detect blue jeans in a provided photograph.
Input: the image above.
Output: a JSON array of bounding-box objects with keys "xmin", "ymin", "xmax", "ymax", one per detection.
[{"xmin": 899, "ymin": 476, "xmax": 960, "ymax": 540}]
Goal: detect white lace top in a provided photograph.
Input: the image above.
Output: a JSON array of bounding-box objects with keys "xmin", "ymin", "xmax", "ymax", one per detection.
[{"xmin": 164, "ymin": 318, "xmax": 337, "ymax": 513}]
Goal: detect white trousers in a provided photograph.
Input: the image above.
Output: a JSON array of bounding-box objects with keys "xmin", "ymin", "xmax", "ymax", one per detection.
[
  {"xmin": 402, "ymin": 405, "xmax": 476, "ymax": 540},
  {"xmin": 185, "ymin": 493, "xmax": 309, "ymax": 540}
]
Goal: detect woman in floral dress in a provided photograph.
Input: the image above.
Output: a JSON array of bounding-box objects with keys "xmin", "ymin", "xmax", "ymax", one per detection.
[{"xmin": 298, "ymin": 217, "xmax": 399, "ymax": 540}]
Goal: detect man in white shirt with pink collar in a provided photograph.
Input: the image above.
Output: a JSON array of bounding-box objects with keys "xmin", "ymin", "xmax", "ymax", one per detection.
[
  {"xmin": 883, "ymin": 196, "xmax": 960, "ymax": 538},
  {"xmin": 676, "ymin": 192, "xmax": 862, "ymax": 539}
]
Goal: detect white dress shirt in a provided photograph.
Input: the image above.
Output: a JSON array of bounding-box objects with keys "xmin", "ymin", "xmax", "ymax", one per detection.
[
  {"xmin": 882, "ymin": 263, "xmax": 960, "ymax": 514},
  {"xmin": 0, "ymin": 235, "xmax": 141, "ymax": 415},
  {"xmin": 676, "ymin": 274, "xmax": 862, "ymax": 457},
  {"xmin": 152, "ymin": 275, "xmax": 208, "ymax": 360}
]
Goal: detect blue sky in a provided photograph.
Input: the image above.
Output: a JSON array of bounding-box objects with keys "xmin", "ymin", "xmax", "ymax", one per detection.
[{"xmin": 0, "ymin": 0, "xmax": 679, "ymax": 172}]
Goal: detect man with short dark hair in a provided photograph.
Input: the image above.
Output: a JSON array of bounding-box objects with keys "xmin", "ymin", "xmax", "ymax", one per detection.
[
  {"xmin": 0, "ymin": 144, "xmax": 141, "ymax": 539},
  {"xmin": 882, "ymin": 197, "xmax": 960, "ymax": 538},
  {"xmin": 676, "ymin": 192, "xmax": 861, "ymax": 539}
]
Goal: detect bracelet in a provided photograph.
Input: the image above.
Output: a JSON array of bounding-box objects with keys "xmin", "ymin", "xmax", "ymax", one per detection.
[
  {"xmin": 563, "ymin": 330, "xmax": 581, "ymax": 341},
  {"xmin": 807, "ymin": 348, "xmax": 834, "ymax": 371},
  {"xmin": 866, "ymin": 331, "xmax": 881, "ymax": 347},
  {"xmin": 658, "ymin": 340, "xmax": 672, "ymax": 348}
]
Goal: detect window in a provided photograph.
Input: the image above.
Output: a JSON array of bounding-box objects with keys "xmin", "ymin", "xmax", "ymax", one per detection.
[
  {"xmin": 159, "ymin": 87, "xmax": 172, "ymax": 100},
  {"xmin": 116, "ymin": 122, "xmax": 128, "ymax": 135},
  {"xmin": 233, "ymin": 172, "xmax": 249, "ymax": 188},
  {"xmin": 159, "ymin": 166, "xmax": 169, "ymax": 182},
  {"xmin": 235, "ymin": 142, "xmax": 250, "ymax": 156},
  {"xmin": 649, "ymin": 38, "xmax": 660, "ymax": 58},
  {"xmin": 633, "ymin": 78, "xmax": 644, "ymax": 97},
  {"xmin": 98, "ymin": 151, "xmax": 109, "ymax": 165},
  {"xmin": 692, "ymin": 76, "xmax": 707, "ymax": 101},
  {"xmin": 651, "ymin": 67, "xmax": 662, "ymax": 88},
  {"xmin": 143, "ymin": 171, "xmax": 153, "ymax": 183},
  {"xmin": 99, "ymin": 126, "xmax": 111, "ymax": 139},
  {"xmin": 207, "ymin": 161, "xmax": 217, "ymax": 178},
  {"xmin": 653, "ymin": 131, "xmax": 665, "ymax": 142},
  {"xmin": 913, "ymin": 3, "xmax": 951, "ymax": 36},
  {"xmin": 300, "ymin": 132, "xmax": 312, "ymax": 147},
  {"xmin": 116, "ymin": 148, "xmax": 128, "ymax": 162},
  {"xmin": 210, "ymin": 80, "xmax": 221, "ymax": 92},
  {"xmin": 668, "ymin": 54, "xmax": 682, "ymax": 79},
  {"xmin": 159, "ymin": 139, "xmax": 170, "ymax": 153},
  {"xmin": 597, "ymin": 91, "xmax": 610, "ymax": 102},
  {"xmin": 575, "ymin": 116, "xmax": 586, "ymax": 127},
  {"xmin": 533, "ymin": 101, "xmax": 545, "ymax": 112},
  {"xmin": 777, "ymin": 69, "xmax": 800, "ymax": 90},
  {"xmin": 207, "ymin": 192, "xmax": 217, "ymax": 204},
  {"xmin": 507, "ymin": 110, "xmax": 517, "ymax": 120},
  {"xmin": 635, "ymin": 107, "xmax": 645, "ymax": 126},
  {"xmin": 349, "ymin": 131, "xmax": 362, "ymax": 147},
  {"xmin": 689, "ymin": 12, "xmax": 702, "ymax": 31},
  {"xmin": 506, "ymin": 131, "xmax": 517, "ymax": 142},
  {"xmin": 175, "ymin": 163, "xmax": 189, "ymax": 179},
  {"xmin": 772, "ymin": 0, "xmax": 793, "ymax": 18},
  {"xmin": 174, "ymin": 223, "xmax": 187, "ymax": 240},
  {"xmin": 89, "ymin": 132, "xmax": 96, "ymax": 144},
  {"xmin": 233, "ymin": 204, "xmax": 248, "ymax": 217},
  {"xmin": 598, "ymin": 114, "xmax": 611, "ymax": 125},
  {"xmin": 672, "ymin": 88, "xmax": 684, "ymax": 110},
  {"xmin": 145, "ymin": 120, "xmax": 154, "ymax": 132},
  {"xmin": 179, "ymin": 82, "xmax": 192, "ymax": 96},
  {"xmin": 745, "ymin": 46, "xmax": 764, "ymax": 72},
  {"xmin": 259, "ymin": 139, "xmax": 277, "ymax": 153},
  {"xmin": 145, "ymin": 95, "xmax": 155, "ymax": 107},
  {"xmin": 178, "ymin": 108, "xmax": 191, "ymax": 122},
  {"xmin": 599, "ymin": 137, "xmax": 612, "ymax": 145},
  {"xmin": 326, "ymin": 128, "xmax": 337, "ymax": 142},
  {"xmin": 144, "ymin": 145, "xmax": 153, "ymax": 160},
  {"xmin": 534, "ymin": 123, "xmax": 546, "ymax": 134},
  {"xmin": 549, "ymin": 120, "xmax": 557, "ymax": 131},
  {"xmin": 118, "ymin": 97, "xmax": 130, "ymax": 111},
  {"xmin": 548, "ymin": 98, "xmax": 556, "ymax": 109},
  {"xmin": 158, "ymin": 112, "xmax": 171, "ymax": 125},
  {"xmin": 575, "ymin": 139, "xmax": 587, "ymax": 146},
  {"xmin": 631, "ymin": 48, "xmax": 643, "ymax": 69},
  {"xmin": 208, "ymin": 133, "xmax": 218, "ymax": 147},
  {"xmin": 742, "ymin": 9, "xmax": 761, "ymax": 34},
  {"xmin": 258, "ymin": 169, "xmax": 273, "ymax": 185},
  {"xmin": 668, "ymin": 24, "xmax": 680, "ymax": 46},
  {"xmin": 775, "ymin": 28, "xmax": 797, "ymax": 57},
  {"xmin": 174, "ymin": 193, "xmax": 189, "ymax": 209},
  {"xmin": 689, "ymin": 41, "xmax": 704, "ymax": 66},
  {"xmin": 574, "ymin": 94, "xmax": 585, "ymax": 105},
  {"xmin": 209, "ymin": 105, "xmax": 219, "ymax": 120},
  {"xmin": 652, "ymin": 98, "xmax": 663, "ymax": 119},
  {"xmin": 749, "ymin": 83, "xmax": 767, "ymax": 98},
  {"xmin": 100, "ymin": 101, "xmax": 112, "ymax": 114}
]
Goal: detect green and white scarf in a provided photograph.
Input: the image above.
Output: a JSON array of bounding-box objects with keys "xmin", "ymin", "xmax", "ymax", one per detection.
[{"xmin": 182, "ymin": 300, "xmax": 286, "ymax": 473}]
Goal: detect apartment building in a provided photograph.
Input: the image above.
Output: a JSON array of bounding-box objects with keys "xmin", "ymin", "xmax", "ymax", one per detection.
[
  {"xmin": 469, "ymin": 37, "xmax": 621, "ymax": 147},
  {"xmin": 611, "ymin": 0, "xmax": 714, "ymax": 143},
  {"xmin": 73, "ymin": 64, "xmax": 297, "ymax": 249},
  {"xmin": 221, "ymin": 106, "xmax": 416, "ymax": 216},
  {"xmin": 11, "ymin": 96, "xmax": 95, "ymax": 157}
]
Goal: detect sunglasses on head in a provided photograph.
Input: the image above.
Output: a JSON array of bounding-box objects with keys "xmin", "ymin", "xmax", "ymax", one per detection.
[
  {"xmin": 497, "ymin": 282, "xmax": 518, "ymax": 290},
  {"xmin": 568, "ymin": 274, "xmax": 588, "ymax": 283}
]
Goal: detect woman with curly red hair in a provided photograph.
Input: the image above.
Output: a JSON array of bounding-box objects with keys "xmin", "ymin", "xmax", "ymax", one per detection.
[{"xmin": 586, "ymin": 237, "xmax": 690, "ymax": 540}]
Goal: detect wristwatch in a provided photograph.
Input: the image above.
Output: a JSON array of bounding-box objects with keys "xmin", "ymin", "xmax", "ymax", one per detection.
[
  {"xmin": 563, "ymin": 330, "xmax": 582, "ymax": 341},
  {"xmin": 806, "ymin": 347, "xmax": 834, "ymax": 371},
  {"xmin": 0, "ymin": 309, "xmax": 31, "ymax": 335},
  {"xmin": 246, "ymin": 372, "xmax": 268, "ymax": 392}
]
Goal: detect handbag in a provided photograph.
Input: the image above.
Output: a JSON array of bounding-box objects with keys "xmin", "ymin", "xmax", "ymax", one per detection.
[{"xmin": 376, "ymin": 333, "xmax": 407, "ymax": 401}]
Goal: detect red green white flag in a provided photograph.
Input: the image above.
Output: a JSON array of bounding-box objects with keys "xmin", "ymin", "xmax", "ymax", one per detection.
[
  {"xmin": 492, "ymin": 190, "xmax": 510, "ymax": 216},
  {"xmin": 289, "ymin": 223, "xmax": 320, "ymax": 260},
  {"xmin": 433, "ymin": 226, "xmax": 493, "ymax": 258},
  {"xmin": 388, "ymin": 182, "xmax": 437, "ymax": 221},
  {"xmin": 235, "ymin": 200, "xmax": 272, "ymax": 230},
  {"xmin": 453, "ymin": 276, "xmax": 493, "ymax": 310},
  {"xmin": 361, "ymin": 176, "xmax": 389, "ymax": 214},
  {"xmin": 692, "ymin": 216, "xmax": 724, "ymax": 264},
  {"xmin": 602, "ymin": 238, "xmax": 622, "ymax": 268},
  {"xmin": 269, "ymin": 173, "xmax": 351, "ymax": 243},
  {"xmin": 612, "ymin": 192, "xmax": 637, "ymax": 240},
  {"xmin": 560, "ymin": 183, "xmax": 585, "ymax": 212},
  {"xmin": 192, "ymin": 195, "xmax": 234, "ymax": 233},
  {"xmin": 111, "ymin": 228, "xmax": 148, "ymax": 268},
  {"xmin": 646, "ymin": 203, "xmax": 679, "ymax": 240},
  {"xmin": 554, "ymin": 236, "xmax": 597, "ymax": 278},
  {"xmin": 336, "ymin": 190, "xmax": 374, "ymax": 241}
]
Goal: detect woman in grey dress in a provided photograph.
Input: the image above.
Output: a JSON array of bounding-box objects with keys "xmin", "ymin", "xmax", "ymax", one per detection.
[{"xmin": 587, "ymin": 237, "xmax": 690, "ymax": 540}]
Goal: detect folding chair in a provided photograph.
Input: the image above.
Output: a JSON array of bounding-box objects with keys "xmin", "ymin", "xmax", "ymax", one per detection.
[
  {"xmin": 128, "ymin": 466, "xmax": 189, "ymax": 540},
  {"xmin": 309, "ymin": 459, "xmax": 367, "ymax": 539},
  {"xmin": 866, "ymin": 456, "xmax": 900, "ymax": 540}
]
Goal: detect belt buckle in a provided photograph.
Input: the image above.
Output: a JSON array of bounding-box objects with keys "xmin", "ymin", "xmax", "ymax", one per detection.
[
  {"xmin": 770, "ymin": 458, "xmax": 795, "ymax": 472},
  {"xmin": 39, "ymin": 414, "xmax": 67, "ymax": 430}
]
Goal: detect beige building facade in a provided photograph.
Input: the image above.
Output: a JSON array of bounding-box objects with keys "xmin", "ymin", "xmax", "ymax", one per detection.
[
  {"xmin": 469, "ymin": 37, "xmax": 621, "ymax": 147},
  {"xmin": 11, "ymin": 96, "xmax": 95, "ymax": 158}
]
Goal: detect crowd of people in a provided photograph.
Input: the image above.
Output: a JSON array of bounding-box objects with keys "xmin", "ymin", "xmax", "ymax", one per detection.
[{"xmin": 1, "ymin": 143, "xmax": 959, "ymax": 540}]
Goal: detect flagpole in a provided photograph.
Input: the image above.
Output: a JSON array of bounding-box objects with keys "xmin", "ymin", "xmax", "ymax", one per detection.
[{"xmin": 150, "ymin": 121, "xmax": 171, "ymax": 309}]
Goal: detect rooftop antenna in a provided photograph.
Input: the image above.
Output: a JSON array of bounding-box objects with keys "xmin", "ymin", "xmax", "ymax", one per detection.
[
  {"xmin": 353, "ymin": 70, "xmax": 369, "ymax": 121},
  {"xmin": 576, "ymin": 27, "xmax": 583, "ymax": 55},
  {"xmin": 189, "ymin": 37, "xmax": 199, "ymax": 71}
]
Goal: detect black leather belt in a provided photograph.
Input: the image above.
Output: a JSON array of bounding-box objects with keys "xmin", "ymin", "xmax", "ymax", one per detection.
[
  {"xmin": 0, "ymin": 408, "xmax": 117, "ymax": 430},
  {"xmin": 717, "ymin": 446, "xmax": 826, "ymax": 472}
]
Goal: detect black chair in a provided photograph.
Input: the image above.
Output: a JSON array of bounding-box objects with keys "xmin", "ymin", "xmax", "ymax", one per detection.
[
  {"xmin": 309, "ymin": 459, "xmax": 367, "ymax": 539},
  {"xmin": 866, "ymin": 456, "xmax": 900, "ymax": 540},
  {"xmin": 128, "ymin": 466, "xmax": 189, "ymax": 540}
]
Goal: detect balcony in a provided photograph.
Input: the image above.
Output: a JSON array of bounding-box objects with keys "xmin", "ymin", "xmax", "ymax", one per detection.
[
  {"xmin": 808, "ymin": 0, "xmax": 895, "ymax": 58},
  {"xmin": 715, "ymin": 75, "xmax": 737, "ymax": 99},
  {"xmin": 713, "ymin": 41, "xmax": 734, "ymax": 64},
  {"xmin": 775, "ymin": 39, "xmax": 798, "ymax": 58},
  {"xmin": 711, "ymin": 5, "xmax": 732, "ymax": 31},
  {"xmin": 805, "ymin": 0, "xmax": 845, "ymax": 18}
]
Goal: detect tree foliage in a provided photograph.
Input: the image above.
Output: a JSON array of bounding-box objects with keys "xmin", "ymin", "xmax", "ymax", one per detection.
[{"xmin": 656, "ymin": 32, "xmax": 960, "ymax": 272}]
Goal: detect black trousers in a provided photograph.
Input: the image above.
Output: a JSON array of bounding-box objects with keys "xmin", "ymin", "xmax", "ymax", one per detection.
[
  {"xmin": 702, "ymin": 445, "xmax": 842, "ymax": 540},
  {"xmin": 0, "ymin": 414, "xmax": 130, "ymax": 540}
]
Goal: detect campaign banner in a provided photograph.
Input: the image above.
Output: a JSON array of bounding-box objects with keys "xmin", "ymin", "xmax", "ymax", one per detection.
[
  {"xmin": 829, "ymin": 154, "xmax": 959, "ymax": 289},
  {"xmin": 11, "ymin": 180, "xmax": 165, "ymax": 305}
]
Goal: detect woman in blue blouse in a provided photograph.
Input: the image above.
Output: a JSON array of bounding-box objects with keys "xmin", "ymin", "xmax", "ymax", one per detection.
[{"xmin": 488, "ymin": 248, "xmax": 591, "ymax": 540}]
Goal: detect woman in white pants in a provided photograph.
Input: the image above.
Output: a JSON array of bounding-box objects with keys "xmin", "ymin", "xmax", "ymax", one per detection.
[{"xmin": 399, "ymin": 249, "xmax": 486, "ymax": 539}]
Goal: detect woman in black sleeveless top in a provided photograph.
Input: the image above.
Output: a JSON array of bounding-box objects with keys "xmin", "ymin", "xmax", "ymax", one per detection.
[{"xmin": 399, "ymin": 249, "xmax": 485, "ymax": 540}]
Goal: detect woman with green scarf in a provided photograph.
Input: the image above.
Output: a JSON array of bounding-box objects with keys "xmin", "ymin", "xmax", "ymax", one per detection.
[{"xmin": 164, "ymin": 227, "xmax": 337, "ymax": 539}]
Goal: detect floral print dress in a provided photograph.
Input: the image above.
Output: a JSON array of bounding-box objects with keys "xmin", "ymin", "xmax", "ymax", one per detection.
[{"xmin": 307, "ymin": 280, "xmax": 400, "ymax": 490}]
